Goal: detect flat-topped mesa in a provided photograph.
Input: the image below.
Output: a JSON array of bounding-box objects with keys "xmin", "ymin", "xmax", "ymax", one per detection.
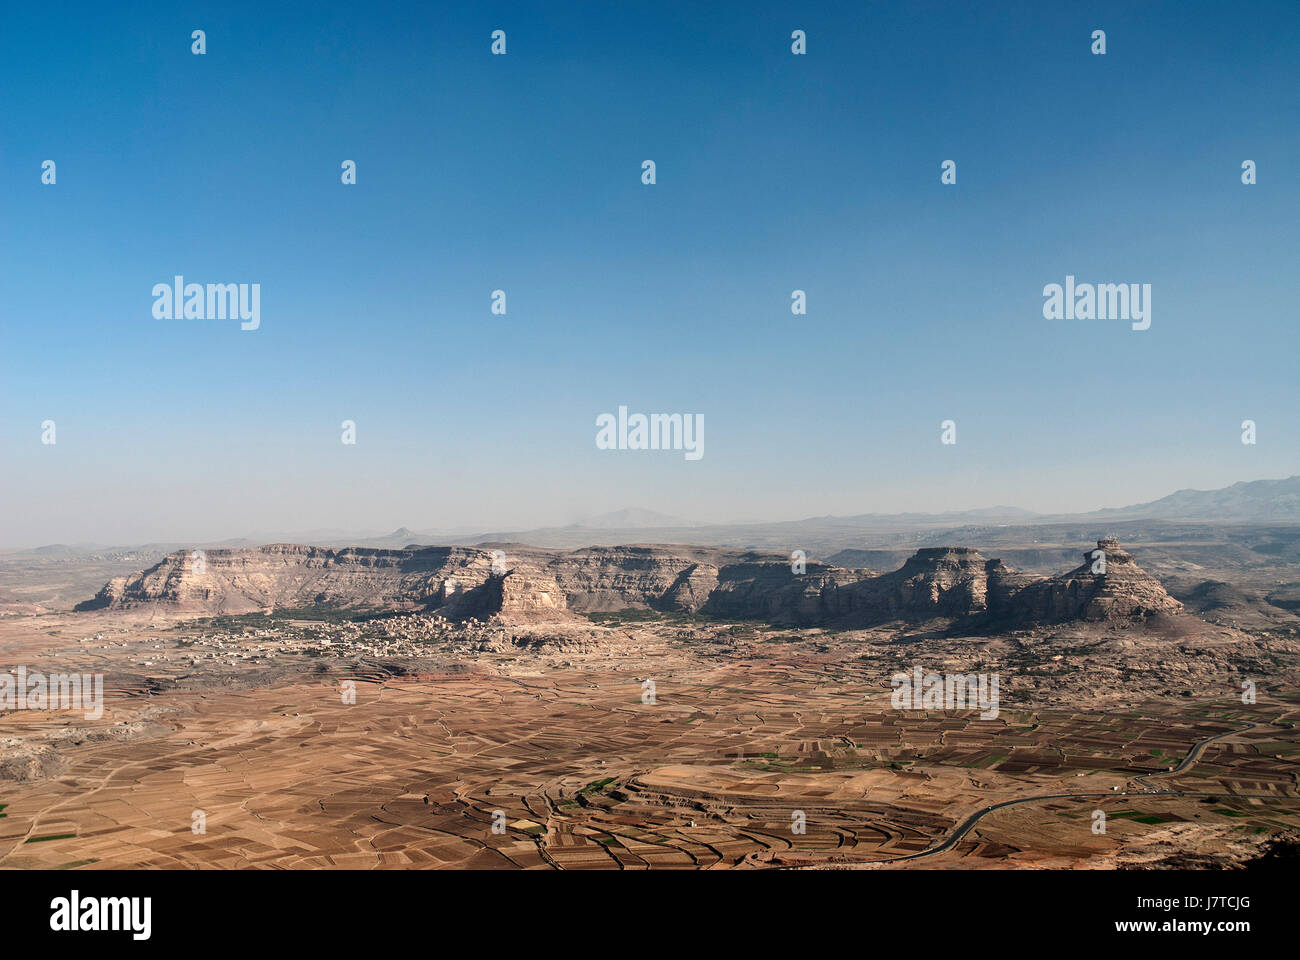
[
  {"xmin": 77, "ymin": 538, "xmax": 1184, "ymax": 629},
  {"xmin": 830, "ymin": 546, "xmax": 1002, "ymax": 622},
  {"xmin": 702, "ymin": 559, "xmax": 855, "ymax": 621},
  {"xmin": 894, "ymin": 547, "xmax": 995, "ymax": 611},
  {"xmin": 542, "ymin": 545, "xmax": 724, "ymax": 614},
  {"xmin": 76, "ymin": 544, "xmax": 507, "ymax": 617},
  {"xmin": 898, "ymin": 546, "xmax": 986, "ymax": 571}
]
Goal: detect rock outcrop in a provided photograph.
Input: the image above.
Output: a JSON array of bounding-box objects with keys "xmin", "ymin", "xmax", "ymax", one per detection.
[
  {"xmin": 833, "ymin": 548, "xmax": 999, "ymax": 621},
  {"xmin": 79, "ymin": 545, "xmax": 485, "ymax": 615},
  {"xmin": 1011, "ymin": 538, "xmax": 1183, "ymax": 623},
  {"xmin": 79, "ymin": 538, "xmax": 1183, "ymax": 629}
]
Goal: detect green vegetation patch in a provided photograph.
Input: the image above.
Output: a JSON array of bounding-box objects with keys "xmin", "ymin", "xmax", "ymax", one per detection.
[
  {"xmin": 583, "ymin": 608, "xmax": 678, "ymax": 624},
  {"xmin": 1109, "ymin": 811, "xmax": 1174, "ymax": 825},
  {"xmin": 25, "ymin": 833, "xmax": 76, "ymax": 843},
  {"xmin": 962, "ymin": 754, "xmax": 1008, "ymax": 769},
  {"xmin": 188, "ymin": 605, "xmax": 375, "ymax": 630},
  {"xmin": 1254, "ymin": 742, "xmax": 1300, "ymax": 755}
]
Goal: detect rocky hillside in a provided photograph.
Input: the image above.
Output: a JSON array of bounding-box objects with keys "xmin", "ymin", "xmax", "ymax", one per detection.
[
  {"xmin": 1010, "ymin": 538, "xmax": 1183, "ymax": 623},
  {"xmin": 79, "ymin": 538, "xmax": 1185, "ymax": 630},
  {"xmin": 1087, "ymin": 475, "xmax": 1300, "ymax": 522}
]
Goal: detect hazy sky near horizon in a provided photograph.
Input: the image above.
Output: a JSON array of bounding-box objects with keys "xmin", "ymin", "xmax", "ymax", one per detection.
[{"xmin": 3, "ymin": 1, "xmax": 1299, "ymax": 547}]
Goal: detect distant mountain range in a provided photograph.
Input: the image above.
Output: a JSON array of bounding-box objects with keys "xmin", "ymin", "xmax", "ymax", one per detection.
[
  {"xmin": 6, "ymin": 477, "xmax": 1300, "ymax": 557},
  {"xmin": 418, "ymin": 477, "xmax": 1300, "ymax": 551},
  {"xmin": 574, "ymin": 508, "xmax": 703, "ymax": 529},
  {"xmin": 1078, "ymin": 476, "xmax": 1300, "ymax": 522}
]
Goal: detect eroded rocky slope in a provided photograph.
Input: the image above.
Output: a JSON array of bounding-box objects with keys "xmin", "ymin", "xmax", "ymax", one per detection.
[{"xmin": 79, "ymin": 538, "xmax": 1187, "ymax": 630}]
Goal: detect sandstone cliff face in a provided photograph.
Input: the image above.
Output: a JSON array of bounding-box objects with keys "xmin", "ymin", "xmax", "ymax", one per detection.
[
  {"xmin": 79, "ymin": 538, "xmax": 1183, "ymax": 629},
  {"xmin": 79, "ymin": 545, "xmax": 491, "ymax": 615},
  {"xmin": 833, "ymin": 547, "xmax": 995, "ymax": 621},
  {"xmin": 541, "ymin": 546, "xmax": 719, "ymax": 613},
  {"xmin": 661, "ymin": 563, "xmax": 721, "ymax": 613},
  {"xmin": 701, "ymin": 560, "xmax": 854, "ymax": 622},
  {"xmin": 1011, "ymin": 538, "xmax": 1183, "ymax": 623},
  {"xmin": 986, "ymin": 560, "xmax": 1045, "ymax": 618}
]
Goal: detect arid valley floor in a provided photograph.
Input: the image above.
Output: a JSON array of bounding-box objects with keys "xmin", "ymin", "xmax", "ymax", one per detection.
[
  {"xmin": 2, "ymin": 521, "xmax": 1300, "ymax": 870},
  {"xmin": 2, "ymin": 504, "xmax": 1300, "ymax": 868}
]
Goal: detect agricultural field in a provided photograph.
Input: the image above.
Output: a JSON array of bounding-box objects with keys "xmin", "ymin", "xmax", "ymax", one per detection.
[{"xmin": 2, "ymin": 609, "xmax": 1297, "ymax": 870}]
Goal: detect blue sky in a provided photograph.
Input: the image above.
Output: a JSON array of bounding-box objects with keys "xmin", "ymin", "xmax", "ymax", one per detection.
[{"xmin": 2, "ymin": 1, "xmax": 1298, "ymax": 546}]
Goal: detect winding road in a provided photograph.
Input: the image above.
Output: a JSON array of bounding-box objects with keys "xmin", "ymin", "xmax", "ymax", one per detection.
[{"xmin": 876, "ymin": 719, "xmax": 1282, "ymax": 865}]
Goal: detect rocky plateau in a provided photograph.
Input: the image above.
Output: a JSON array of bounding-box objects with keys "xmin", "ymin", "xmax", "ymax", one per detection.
[{"xmin": 79, "ymin": 538, "xmax": 1190, "ymax": 632}]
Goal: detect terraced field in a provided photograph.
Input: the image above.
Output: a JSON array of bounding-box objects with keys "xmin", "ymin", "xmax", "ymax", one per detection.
[{"xmin": 2, "ymin": 636, "xmax": 1298, "ymax": 869}]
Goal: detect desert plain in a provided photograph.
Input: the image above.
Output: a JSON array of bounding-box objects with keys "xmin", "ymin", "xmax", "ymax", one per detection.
[{"xmin": 2, "ymin": 519, "xmax": 1299, "ymax": 870}]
